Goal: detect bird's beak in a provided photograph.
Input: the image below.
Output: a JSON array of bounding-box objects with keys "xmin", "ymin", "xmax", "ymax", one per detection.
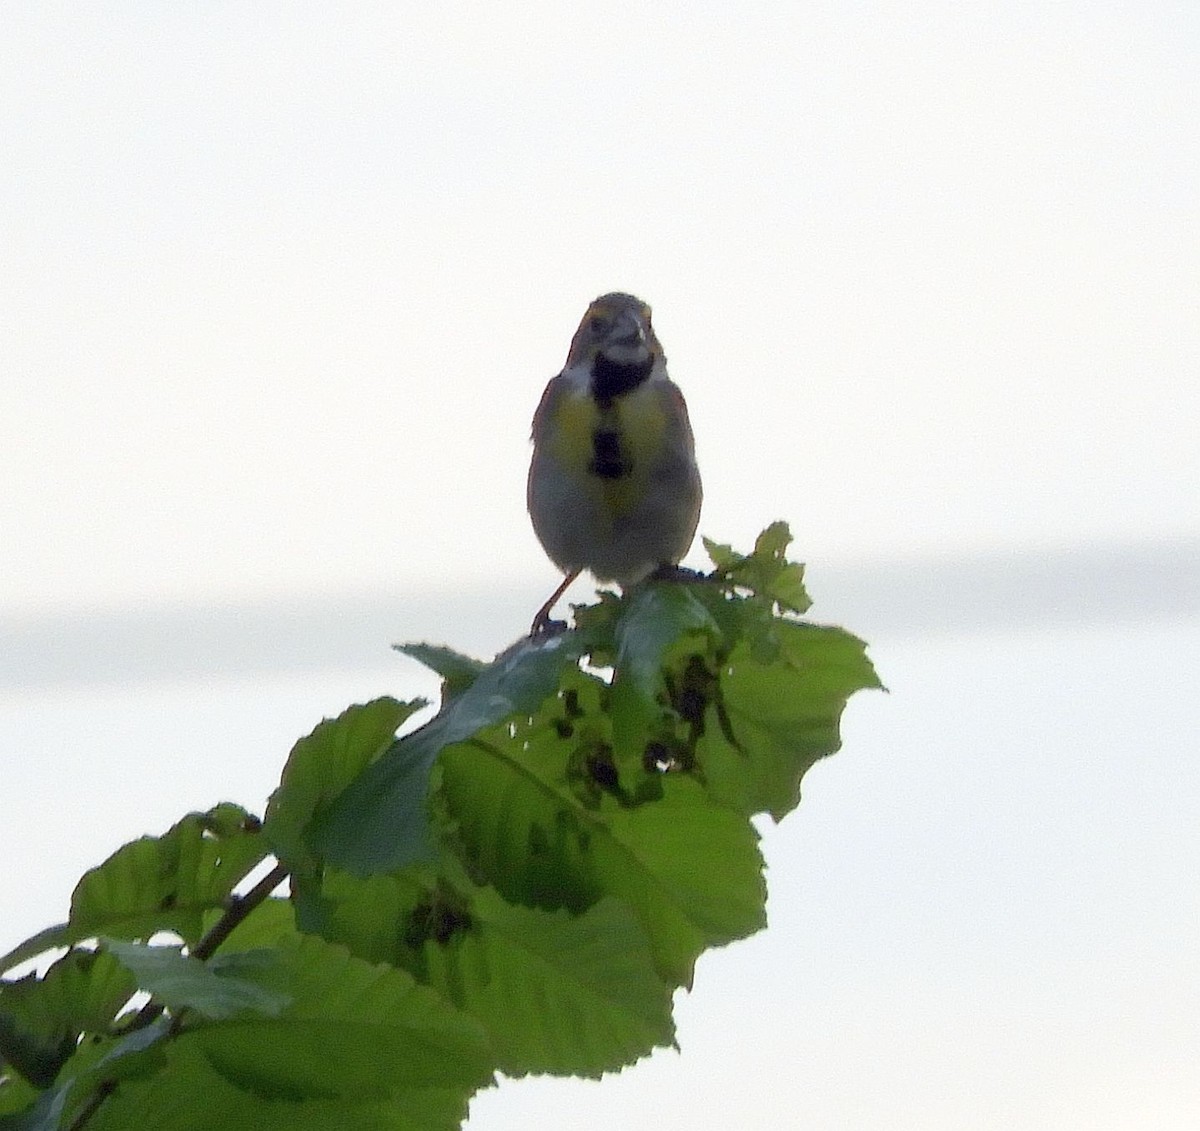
[{"xmin": 610, "ymin": 309, "xmax": 647, "ymax": 349}]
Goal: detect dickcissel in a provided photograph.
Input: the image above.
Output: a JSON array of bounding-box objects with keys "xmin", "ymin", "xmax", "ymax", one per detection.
[{"xmin": 527, "ymin": 292, "xmax": 702, "ymax": 634}]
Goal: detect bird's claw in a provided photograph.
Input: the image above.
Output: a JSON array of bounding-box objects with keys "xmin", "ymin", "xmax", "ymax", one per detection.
[
  {"xmin": 529, "ymin": 614, "xmax": 569, "ymax": 639},
  {"xmin": 648, "ymin": 563, "xmax": 708, "ymax": 583}
]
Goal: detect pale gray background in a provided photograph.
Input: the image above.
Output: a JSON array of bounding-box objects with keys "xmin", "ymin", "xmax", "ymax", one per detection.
[{"xmin": 3, "ymin": 4, "xmax": 1198, "ymax": 1127}]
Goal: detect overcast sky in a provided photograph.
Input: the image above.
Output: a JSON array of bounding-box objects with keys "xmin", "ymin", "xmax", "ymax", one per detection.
[
  {"xmin": 3, "ymin": 4, "xmax": 1198, "ymax": 1128},
  {"xmin": 3, "ymin": 2, "xmax": 1196, "ymax": 615}
]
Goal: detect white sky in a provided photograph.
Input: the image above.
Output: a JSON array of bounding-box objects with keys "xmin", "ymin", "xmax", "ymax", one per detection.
[
  {"xmin": 3, "ymin": 4, "xmax": 1199, "ymax": 1128},
  {"xmin": 3, "ymin": 2, "xmax": 1197, "ymax": 613}
]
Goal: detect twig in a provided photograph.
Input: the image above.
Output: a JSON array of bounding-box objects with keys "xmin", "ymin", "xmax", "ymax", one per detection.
[
  {"xmin": 71, "ymin": 861, "xmax": 291, "ymax": 1130},
  {"xmin": 66, "ymin": 1081, "xmax": 114, "ymax": 1131},
  {"xmin": 194, "ymin": 862, "xmax": 290, "ymax": 961}
]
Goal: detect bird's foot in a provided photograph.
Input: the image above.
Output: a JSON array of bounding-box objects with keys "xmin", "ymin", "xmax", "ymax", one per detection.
[
  {"xmin": 529, "ymin": 569, "xmax": 581, "ymax": 638},
  {"xmin": 648, "ymin": 563, "xmax": 709, "ymax": 583},
  {"xmin": 529, "ymin": 612, "xmax": 569, "ymax": 639}
]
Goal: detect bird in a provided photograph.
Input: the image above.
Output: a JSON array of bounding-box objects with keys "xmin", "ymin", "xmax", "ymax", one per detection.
[{"xmin": 527, "ymin": 292, "xmax": 702, "ymax": 634}]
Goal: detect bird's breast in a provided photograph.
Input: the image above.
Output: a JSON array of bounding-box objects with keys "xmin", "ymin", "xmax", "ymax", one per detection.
[{"xmin": 549, "ymin": 383, "xmax": 668, "ymax": 518}]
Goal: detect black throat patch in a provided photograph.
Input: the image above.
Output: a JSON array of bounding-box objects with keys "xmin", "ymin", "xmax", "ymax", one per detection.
[{"xmin": 590, "ymin": 353, "xmax": 654, "ymax": 405}]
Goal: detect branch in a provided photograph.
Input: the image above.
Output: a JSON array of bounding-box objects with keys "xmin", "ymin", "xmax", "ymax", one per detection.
[
  {"xmin": 72, "ymin": 861, "xmax": 291, "ymax": 1131},
  {"xmin": 194, "ymin": 862, "xmax": 290, "ymax": 961}
]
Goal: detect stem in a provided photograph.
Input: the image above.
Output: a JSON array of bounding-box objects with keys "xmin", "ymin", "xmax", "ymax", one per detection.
[
  {"xmin": 66, "ymin": 1082, "xmax": 114, "ymax": 1131},
  {"xmin": 194, "ymin": 862, "xmax": 290, "ymax": 961},
  {"xmin": 71, "ymin": 862, "xmax": 291, "ymax": 1131}
]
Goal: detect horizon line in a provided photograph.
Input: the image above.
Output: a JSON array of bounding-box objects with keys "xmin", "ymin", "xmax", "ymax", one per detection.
[{"xmin": 3, "ymin": 537, "xmax": 1197, "ymax": 691}]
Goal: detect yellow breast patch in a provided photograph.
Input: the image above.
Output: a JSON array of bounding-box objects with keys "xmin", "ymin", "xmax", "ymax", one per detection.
[{"xmin": 550, "ymin": 383, "xmax": 667, "ymax": 519}]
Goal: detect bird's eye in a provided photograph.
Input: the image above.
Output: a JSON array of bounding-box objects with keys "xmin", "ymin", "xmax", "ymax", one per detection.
[{"xmin": 589, "ymin": 315, "xmax": 609, "ymax": 335}]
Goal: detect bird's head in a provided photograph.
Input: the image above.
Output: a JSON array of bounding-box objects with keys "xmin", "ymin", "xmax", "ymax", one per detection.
[
  {"xmin": 565, "ymin": 293, "xmax": 664, "ymax": 402},
  {"xmin": 565, "ymin": 293, "xmax": 662, "ymax": 371}
]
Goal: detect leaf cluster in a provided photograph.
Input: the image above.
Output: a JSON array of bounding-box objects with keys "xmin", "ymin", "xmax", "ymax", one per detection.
[{"xmin": 0, "ymin": 524, "xmax": 880, "ymax": 1130}]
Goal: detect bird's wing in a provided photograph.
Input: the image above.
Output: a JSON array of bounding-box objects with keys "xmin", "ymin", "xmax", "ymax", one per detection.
[{"xmin": 530, "ymin": 372, "xmax": 569, "ymax": 441}]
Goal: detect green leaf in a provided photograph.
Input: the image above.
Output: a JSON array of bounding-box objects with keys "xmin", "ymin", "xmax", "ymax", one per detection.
[
  {"xmin": 425, "ymin": 889, "xmax": 674, "ymax": 1077},
  {"xmin": 70, "ymin": 937, "xmax": 490, "ymax": 1129},
  {"xmin": 704, "ymin": 521, "xmax": 811, "ymax": 614},
  {"xmin": 436, "ymin": 704, "xmax": 766, "ymax": 986},
  {"xmin": 0, "ymin": 1078, "xmax": 68, "ymax": 1129},
  {"xmin": 263, "ymin": 698, "xmax": 424, "ymax": 875},
  {"xmin": 0, "ymin": 926, "xmax": 74, "ymax": 978},
  {"xmin": 199, "ymin": 898, "xmax": 298, "ymax": 955},
  {"xmin": 0, "ymin": 1000, "xmax": 73, "ymax": 1093},
  {"xmin": 320, "ymin": 869, "xmax": 675, "ymax": 1078},
  {"xmin": 602, "ymin": 776, "xmax": 766, "ymax": 943},
  {"xmin": 309, "ymin": 633, "xmax": 588, "ymax": 875},
  {"xmin": 613, "ymin": 584, "xmax": 719, "ymax": 703},
  {"xmin": 0, "ymin": 949, "xmax": 136, "ymax": 1087},
  {"xmin": 699, "ymin": 622, "xmax": 882, "ymax": 820},
  {"xmin": 87, "ymin": 1039, "xmax": 466, "ymax": 1131},
  {"xmin": 0, "ymin": 1072, "xmax": 40, "ymax": 1119},
  {"xmin": 394, "ymin": 644, "xmax": 487, "ymax": 701},
  {"xmin": 68, "ymin": 803, "xmax": 265, "ymax": 948},
  {"xmin": 0, "ymin": 1075, "xmax": 41, "ymax": 1128},
  {"xmin": 185, "ymin": 934, "xmax": 491, "ymax": 1090},
  {"xmin": 607, "ymin": 584, "xmax": 719, "ymax": 745},
  {"xmin": 96, "ymin": 934, "xmax": 492, "ymax": 1130},
  {"xmin": 103, "ymin": 940, "xmax": 290, "ymax": 1022},
  {"xmin": 8, "ymin": 1018, "xmax": 172, "ymax": 1131},
  {"xmin": 3, "ymin": 524, "xmax": 880, "ymax": 1127}
]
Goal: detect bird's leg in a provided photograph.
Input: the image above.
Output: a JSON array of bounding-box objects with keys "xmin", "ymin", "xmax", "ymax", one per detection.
[{"xmin": 530, "ymin": 569, "xmax": 580, "ymax": 637}]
